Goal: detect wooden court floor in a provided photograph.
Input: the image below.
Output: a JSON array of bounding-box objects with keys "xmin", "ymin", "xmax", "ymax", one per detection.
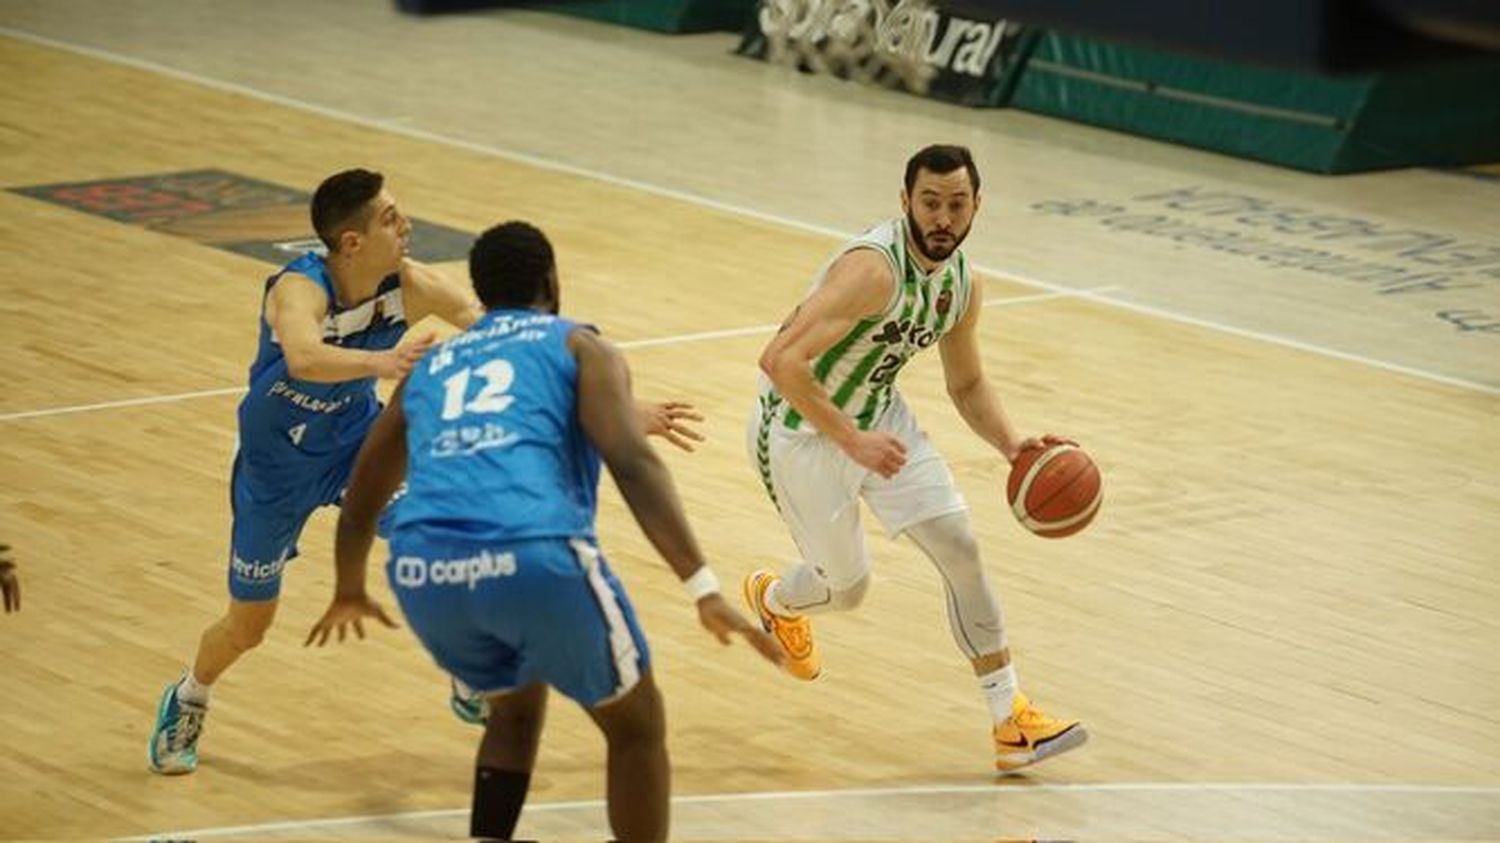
[{"xmin": 1, "ymin": 9, "xmax": 1498, "ymax": 842}]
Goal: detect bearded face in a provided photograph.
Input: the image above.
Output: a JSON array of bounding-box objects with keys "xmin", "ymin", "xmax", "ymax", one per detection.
[{"xmin": 903, "ymin": 167, "xmax": 979, "ymax": 264}]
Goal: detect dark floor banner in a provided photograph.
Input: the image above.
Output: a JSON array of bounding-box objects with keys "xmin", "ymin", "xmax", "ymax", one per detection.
[{"xmin": 737, "ymin": 0, "xmax": 1034, "ymax": 106}]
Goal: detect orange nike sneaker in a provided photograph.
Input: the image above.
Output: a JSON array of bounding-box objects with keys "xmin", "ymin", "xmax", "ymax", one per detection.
[
  {"xmin": 742, "ymin": 570, "xmax": 821, "ymax": 681},
  {"xmin": 993, "ymin": 692, "xmax": 1088, "ymax": 772}
]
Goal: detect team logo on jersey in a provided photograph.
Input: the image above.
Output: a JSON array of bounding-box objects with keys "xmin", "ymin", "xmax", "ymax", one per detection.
[
  {"xmin": 874, "ymin": 317, "xmax": 940, "ymax": 349},
  {"xmin": 936, "ymin": 289, "xmax": 953, "ymax": 316},
  {"xmin": 874, "ymin": 319, "xmax": 909, "ymax": 344}
]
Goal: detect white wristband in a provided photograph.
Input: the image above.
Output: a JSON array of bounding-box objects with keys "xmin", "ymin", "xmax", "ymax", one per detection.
[{"xmin": 681, "ymin": 566, "xmax": 721, "ymax": 602}]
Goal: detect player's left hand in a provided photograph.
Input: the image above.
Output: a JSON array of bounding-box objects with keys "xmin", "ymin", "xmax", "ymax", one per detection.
[
  {"xmin": 1007, "ymin": 433, "xmax": 1077, "ymax": 463},
  {"xmin": 639, "ymin": 400, "xmax": 706, "ymax": 452},
  {"xmin": 305, "ymin": 595, "xmax": 398, "ymax": 646},
  {"xmin": 694, "ymin": 593, "xmax": 786, "ymax": 668}
]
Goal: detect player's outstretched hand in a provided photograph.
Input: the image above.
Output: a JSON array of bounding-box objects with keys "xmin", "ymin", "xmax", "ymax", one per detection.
[
  {"xmin": 375, "ymin": 332, "xmax": 438, "ymax": 380},
  {"xmin": 305, "ymin": 595, "xmax": 398, "ymax": 646},
  {"xmin": 695, "ymin": 593, "xmax": 786, "ymax": 668},
  {"xmin": 1, "ymin": 543, "xmax": 19, "ymax": 613},
  {"xmin": 639, "ymin": 400, "xmax": 706, "ymax": 452}
]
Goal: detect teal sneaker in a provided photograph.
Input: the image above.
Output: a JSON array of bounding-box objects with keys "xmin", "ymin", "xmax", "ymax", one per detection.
[
  {"xmin": 148, "ymin": 677, "xmax": 207, "ymax": 774},
  {"xmin": 449, "ymin": 677, "xmax": 489, "ymax": 725}
]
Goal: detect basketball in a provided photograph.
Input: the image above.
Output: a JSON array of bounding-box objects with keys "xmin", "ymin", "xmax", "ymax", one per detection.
[{"xmin": 1006, "ymin": 443, "xmax": 1102, "ymax": 538}]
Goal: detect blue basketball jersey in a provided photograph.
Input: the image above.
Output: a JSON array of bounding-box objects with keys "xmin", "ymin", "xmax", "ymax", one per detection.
[
  {"xmin": 237, "ymin": 253, "xmax": 406, "ymax": 463},
  {"xmin": 393, "ymin": 309, "xmax": 600, "ymax": 544}
]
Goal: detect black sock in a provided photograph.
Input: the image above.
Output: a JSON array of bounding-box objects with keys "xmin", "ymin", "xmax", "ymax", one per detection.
[{"xmin": 470, "ymin": 765, "xmax": 531, "ymax": 841}]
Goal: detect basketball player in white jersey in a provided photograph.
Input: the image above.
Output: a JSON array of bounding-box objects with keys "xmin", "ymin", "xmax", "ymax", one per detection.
[{"xmin": 746, "ymin": 145, "xmax": 1087, "ymax": 771}]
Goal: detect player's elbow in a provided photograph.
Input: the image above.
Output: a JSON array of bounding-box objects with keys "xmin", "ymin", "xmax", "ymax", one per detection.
[
  {"xmin": 284, "ymin": 355, "xmax": 316, "ymax": 381},
  {"xmin": 759, "ymin": 347, "xmax": 801, "ymax": 385},
  {"xmin": 757, "ymin": 347, "xmax": 779, "ymax": 378},
  {"xmin": 282, "ymin": 345, "xmax": 323, "ymax": 381},
  {"xmin": 945, "ymin": 374, "xmax": 981, "ymax": 404},
  {"xmin": 606, "ymin": 442, "xmax": 661, "ymax": 484}
]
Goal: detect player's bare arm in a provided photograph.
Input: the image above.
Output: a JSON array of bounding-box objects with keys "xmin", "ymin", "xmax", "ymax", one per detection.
[
  {"xmin": 574, "ymin": 328, "xmax": 708, "ymax": 580},
  {"xmin": 938, "ymin": 278, "xmax": 1067, "ymax": 463},
  {"xmin": 759, "ymin": 248, "xmax": 908, "ymax": 477},
  {"xmin": 268, "ymin": 273, "xmax": 433, "ymax": 382},
  {"xmin": 400, "ymin": 258, "xmax": 484, "ymax": 330},
  {"xmin": 937, "ymin": 275, "xmax": 1024, "ymax": 461},
  {"xmin": 304, "ymin": 384, "xmax": 408, "ymax": 646},
  {"xmin": 573, "ymin": 328, "xmax": 783, "ymax": 666}
]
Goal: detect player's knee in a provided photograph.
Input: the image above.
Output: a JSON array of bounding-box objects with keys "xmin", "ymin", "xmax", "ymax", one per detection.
[
  {"xmin": 911, "ymin": 514, "xmax": 983, "ymax": 578},
  {"xmin": 599, "ymin": 681, "xmax": 666, "ymax": 748},
  {"xmin": 224, "ymin": 607, "xmax": 276, "ymax": 651},
  {"xmin": 944, "ymin": 532, "xmax": 983, "ymax": 578},
  {"xmin": 487, "ymin": 704, "xmax": 545, "ymax": 738}
]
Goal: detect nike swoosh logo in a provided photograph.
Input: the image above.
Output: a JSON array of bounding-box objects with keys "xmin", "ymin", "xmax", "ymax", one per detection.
[{"xmin": 997, "ymin": 736, "xmax": 1031, "ymax": 749}]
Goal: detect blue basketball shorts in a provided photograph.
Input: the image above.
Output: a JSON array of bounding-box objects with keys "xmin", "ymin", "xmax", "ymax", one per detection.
[
  {"xmin": 226, "ymin": 448, "xmax": 355, "ymax": 601},
  {"xmin": 386, "ymin": 533, "xmax": 651, "ymax": 708}
]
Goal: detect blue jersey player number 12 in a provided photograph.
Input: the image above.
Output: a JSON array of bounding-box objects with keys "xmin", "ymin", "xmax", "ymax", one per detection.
[{"xmin": 306, "ymin": 221, "xmax": 784, "ymax": 843}]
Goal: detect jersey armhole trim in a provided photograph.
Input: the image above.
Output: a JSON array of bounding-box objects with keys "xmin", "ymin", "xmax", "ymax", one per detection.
[{"xmin": 842, "ymin": 243, "xmax": 901, "ymax": 321}]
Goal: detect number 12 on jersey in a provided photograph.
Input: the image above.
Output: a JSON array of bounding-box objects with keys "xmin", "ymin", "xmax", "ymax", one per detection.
[{"xmin": 441, "ymin": 359, "xmax": 517, "ymax": 421}]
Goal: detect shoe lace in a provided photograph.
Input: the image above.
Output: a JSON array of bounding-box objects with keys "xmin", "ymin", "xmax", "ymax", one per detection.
[
  {"xmin": 165, "ymin": 704, "xmax": 205, "ymax": 753},
  {"xmin": 1012, "ymin": 702, "xmax": 1053, "ymax": 730}
]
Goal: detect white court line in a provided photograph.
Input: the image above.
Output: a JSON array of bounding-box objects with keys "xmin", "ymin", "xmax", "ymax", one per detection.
[
  {"xmin": 0, "ymin": 386, "xmax": 249, "ymax": 423},
  {"xmin": 3, "ymin": 26, "xmax": 1496, "ymax": 397},
  {"xmin": 115, "ymin": 781, "xmax": 1500, "ymax": 841},
  {"xmin": 0, "ymin": 290, "xmax": 1097, "ymax": 423}
]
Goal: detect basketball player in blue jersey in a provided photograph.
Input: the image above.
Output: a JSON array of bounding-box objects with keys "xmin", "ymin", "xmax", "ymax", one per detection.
[
  {"xmin": 145, "ymin": 168, "xmax": 458, "ymax": 775},
  {"xmin": 746, "ymin": 145, "xmax": 1087, "ymax": 772},
  {"xmin": 147, "ymin": 169, "xmax": 706, "ymax": 775},
  {"xmin": 305, "ymin": 221, "xmax": 783, "ymax": 843}
]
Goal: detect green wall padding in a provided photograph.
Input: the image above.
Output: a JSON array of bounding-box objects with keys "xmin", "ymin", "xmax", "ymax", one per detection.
[{"xmin": 1011, "ymin": 32, "xmax": 1500, "ymax": 173}]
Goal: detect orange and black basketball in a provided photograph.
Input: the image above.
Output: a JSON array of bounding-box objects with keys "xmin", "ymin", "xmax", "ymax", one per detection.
[{"xmin": 1006, "ymin": 443, "xmax": 1102, "ymax": 538}]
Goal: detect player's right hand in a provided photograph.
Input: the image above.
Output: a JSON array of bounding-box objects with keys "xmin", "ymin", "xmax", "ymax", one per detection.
[
  {"xmin": 843, "ymin": 430, "xmax": 908, "ymax": 478},
  {"xmin": 305, "ymin": 594, "xmax": 398, "ymax": 646},
  {"xmin": 374, "ymin": 332, "xmax": 438, "ymax": 380},
  {"xmin": 695, "ymin": 593, "xmax": 787, "ymax": 668}
]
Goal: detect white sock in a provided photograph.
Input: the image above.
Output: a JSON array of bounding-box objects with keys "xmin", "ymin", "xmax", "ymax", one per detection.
[
  {"xmin": 177, "ymin": 671, "xmax": 211, "ymax": 706},
  {"xmin": 979, "ymin": 664, "xmax": 1017, "ymax": 723},
  {"xmin": 764, "ymin": 578, "xmax": 797, "ymax": 618}
]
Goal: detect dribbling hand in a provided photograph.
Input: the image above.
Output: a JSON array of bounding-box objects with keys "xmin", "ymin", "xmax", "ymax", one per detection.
[
  {"xmin": 1007, "ymin": 433, "xmax": 1078, "ymax": 463},
  {"xmin": 695, "ymin": 593, "xmax": 786, "ymax": 668},
  {"xmin": 843, "ymin": 430, "xmax": 907, "ymax": 478},
  {"xmin": 305, "ymin": 594, "xmax": 398, "ymax": 646}
]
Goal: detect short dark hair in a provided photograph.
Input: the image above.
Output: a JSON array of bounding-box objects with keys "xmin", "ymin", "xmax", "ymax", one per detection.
[
  {"xmin": 470, "ymin": 221, "xmax": 555, "ymax": 310},
  {"xmin": 904, "ymin": 145, "xmax": 980, "ymax": 195},
  {"xmin": 310, "ymin": 168, "xmax": 384, "ymax": 252}
]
